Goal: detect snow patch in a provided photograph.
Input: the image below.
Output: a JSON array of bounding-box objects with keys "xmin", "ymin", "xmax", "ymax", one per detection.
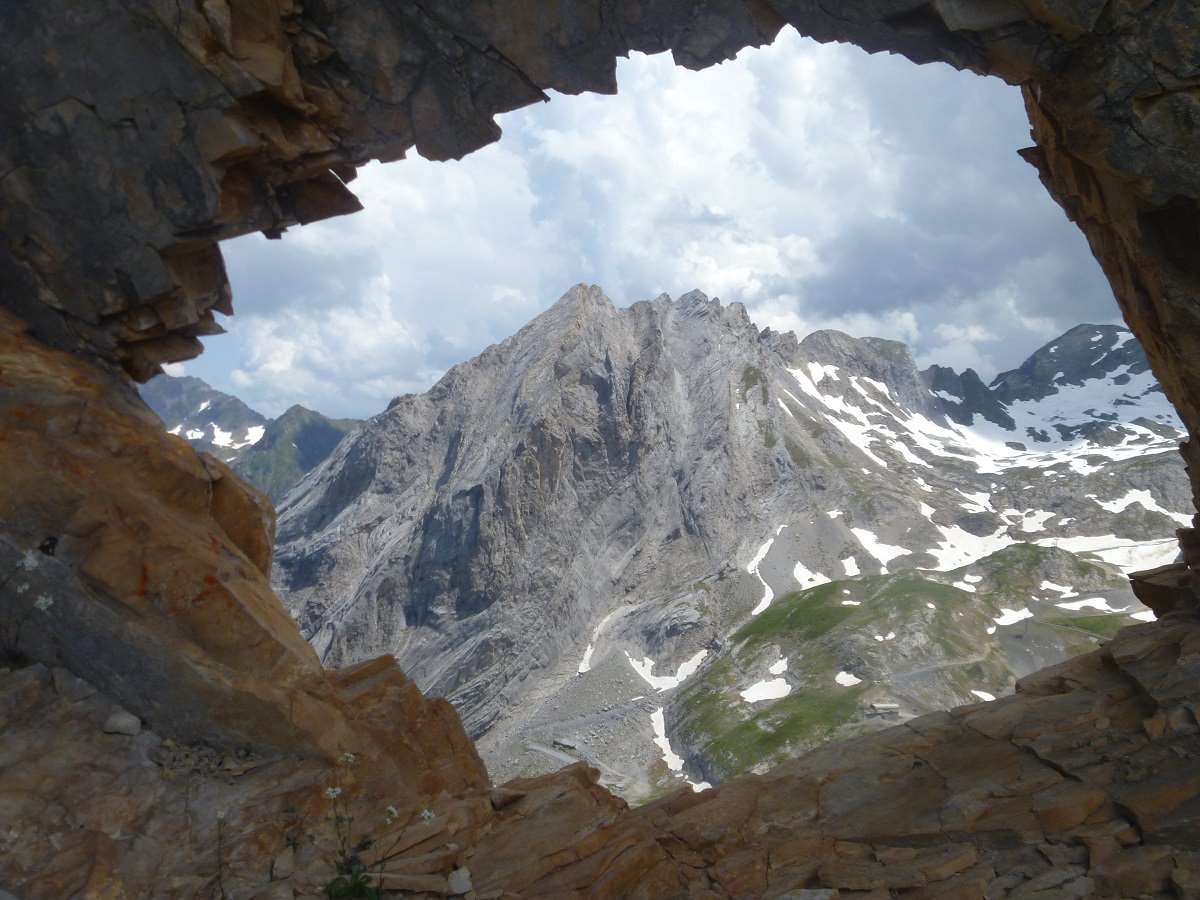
[
  {"xmin": 971, "ymin": 690, "xmax": 996, "ymax": 702},
  {"xmin": 625, "ymin": 649, "xmax": 708, "ymax": 692},
  {"xmin": 747, "ymin": 533, "xmax": 779, "ymax": 615},
  {"xmin": 1055, "ymin": 597, "xmax": 1129, "ymax": 613},
  {"xmin": 239, "ymin": 425, "xmax": 266, "ymax": 447},
  {"xmin": 850, "ymin": 527, "xmax": 911, "ymax": 571},
  {"xmin": 835, "ymin": 671, "xmax": 863, "ymax": 687},
  {"xmin": 1036, "ymin": 535, "xmax": 1179, "ymax": 573},
  {"xmin": 993, "ymin": 607, "xmax": 1033, "ymax": 627},
  {"xmin": 740, "ymin": 678, "xmax": 792, "ymax": 703},
  {"xmin": 1040, "ymin": 580, "xmax": 1079, "ymax": 598},
  {"xmin": 578, "ymin": 644, "xmax": 595, "ymax": 674},
  {"xmin": 793, "ymin": 560, "xmax": 831, "ymax": 592},
  {"xmin": 925, "ymin": 524, "xmax": 1012, "ymax": 571},
  {"xmin": 650, "ymin": 708, "xmax": 685, "ymax": 771},
  {"xmin": 578, "ymin": 609, "xmax": 621, "ymax": 674},
  {"xmin": 842, "ymin": 556, "xmax": 860, "ymax": 577},
  {"xmin": 841, "ymin": 599, "xmax": 861, "ymax": 607},
  {"xmin": 769, "ymin": 658, "xmax": 788, "ymax": 675},
  {"xmin": 1087, "ymin": 489, "xmax": 1191, "ymax": 526}
]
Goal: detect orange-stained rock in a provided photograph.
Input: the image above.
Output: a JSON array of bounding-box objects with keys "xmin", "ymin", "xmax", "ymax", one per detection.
[{"xmin": 0, "ymin": 309, "xmax": 486, "ymax": 797}]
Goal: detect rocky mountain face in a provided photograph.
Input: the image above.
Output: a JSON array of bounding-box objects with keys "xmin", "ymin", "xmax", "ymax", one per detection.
[
  {"xmin": 274, "ymin": 285, "xmax": 1190, "ymax": 800},
  {"xmin": 140, "ymin": 374, "xmax": 269, "ymax": 463},
  {"xmin": 140, "ymin": 375, "xmax": 359, "ymax": 500},
  {"xmin": 233, "ymin": 405, "xmax": 361, "ymax": 502}
]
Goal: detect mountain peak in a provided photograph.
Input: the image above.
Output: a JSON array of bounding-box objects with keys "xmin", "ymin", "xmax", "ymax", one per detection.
[
  {"xmin": 990, "ymin": 324, "xmax": 1146, "ymax": 403},
  {"xmin": 553, "ymin": 282, "xmax": 615, "ymax": 313}
]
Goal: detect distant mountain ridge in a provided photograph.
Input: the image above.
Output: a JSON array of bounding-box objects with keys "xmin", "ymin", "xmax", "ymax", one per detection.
[
  {"xmin": 269, "ymin": 284, "xmax": 1188, "ymax": 801},
  {"xmin": 139, "ymin": 375, "xmax": 268, "ymax": 463},
  {"xmin": 139, "ymin": 376, "xmax": 358, "ymax": 501}
]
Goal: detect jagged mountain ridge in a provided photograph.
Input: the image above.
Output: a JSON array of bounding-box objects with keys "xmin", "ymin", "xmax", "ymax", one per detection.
[
  {"xmin": 139, "ymin": 374, "xmax": 268, "ymax": 463},
  {"xmin": 233, "ymin": 405, "xmax": 360, "ymax": 502},
  {"xmin": 272, "ymin": 284, "xmax": 1188, "ymax": 797},
  {"xmin": 140, "ymin": 375, "xmax": 359, "ymax": 500}
]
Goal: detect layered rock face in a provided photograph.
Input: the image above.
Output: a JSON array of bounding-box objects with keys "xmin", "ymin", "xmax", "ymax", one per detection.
[
  {"xmin": 273, "ymin": 286, "xmax": 1190, "ymax": 798},
  {"xmin": 3, "ymin": 0, "xmax": 1200, "ymax": 897}
]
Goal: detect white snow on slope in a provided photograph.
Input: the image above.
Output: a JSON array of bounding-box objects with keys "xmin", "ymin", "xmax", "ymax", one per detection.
[
  {"xmin": 578, "ymin": 644, "xmax": 595, "ymax": 674},
  {"xmin": 971, "ymin": 690, "xmax": 996, "ymax": 702},
  {"xmin": 626, "ymin": 649, "xmax": 708, "ymax": 691},
  {"xmin": 747, "ymin": 532, "xmax": 779, "ymax": 615},
  {"xmin": 651, "ymin": 708, "xmax": 684, "ymax": 771},
  {"xmin": 794, "ymin": 560, "xmax": 831, "ymax": 591},
  {"xmin": 1055, "ymin": 597, "xmax": 1130, "ymax": 613},
  {"xmin": 926, "ymin": 524, "xmax": 1012, "ymax": 571},
  {"xmin": 650, "ymin": 709, "xmax": 711, "ymax": 792},
  {"xmin": 1035, "ymin": 535, "xmax": 1179, "ymax": 573},
  {"xmin": 850, "ymin": 527, "xmax": 911, "ymax": 572},
  {"xmin": 1087, "ymin": 489, "xmax": 1191, "ymax": 526},
  {"xmin": 843, "ymin": 556, "xmax": 860, "ymax": 577},
  {"xmin": 994, "ymin": 607, "xmax": 1034, "ymax": 627},
  {"xmin": 1040, "ymin": 580, "xmax": 1079, "ymax": 598},
  {"xmin": 741, "ymin": 678, "xmax": 792, "ymax": 702},
  {"xmin": 785, "ymin": 369, "xmax": 890, "ymax": 468},
  {"xmin": 835, "ymin": 671, "xmax": 863, "ymax": 686},
  {"xmin": 958, "ymin": 491, "xmax": 993, "ymax": 513},
  {"xmin": 211, "ymin": 424, "xmax": 234, "ymax": 447},
  {"xmin": 579, "ymin": 609, "xmax": 621, "ymax": 674},
  {"xmin": 769, "ymin": 658, "xmax": 788, "ymax": 675},
  {"xmin": 197, "ymin": 400, "xmax": 211, "ymax": 413},
  {"xmin": 240, "ymin": 425, "xmax": 266, "ymax": 447}
]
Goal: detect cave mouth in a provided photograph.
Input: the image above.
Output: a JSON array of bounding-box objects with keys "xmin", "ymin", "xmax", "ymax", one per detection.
[
  {"xmin": 162, "ymin": 30, "xmax": 1192, "ymax": 798},
  {"xmin": 1, "ymin": 4, "xmax": 1199, "ymax": 893}
]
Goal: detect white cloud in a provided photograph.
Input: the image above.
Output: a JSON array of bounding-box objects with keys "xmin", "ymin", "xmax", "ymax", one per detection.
[{"xmin": 187, "ymin": 28, "xmax": 1119, "ymax": 418}]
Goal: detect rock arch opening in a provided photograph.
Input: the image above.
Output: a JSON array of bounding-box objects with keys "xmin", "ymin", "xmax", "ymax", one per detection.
[{"xmin": 2, "ymin": 2, "xmax": 1200, "ymax": 895}]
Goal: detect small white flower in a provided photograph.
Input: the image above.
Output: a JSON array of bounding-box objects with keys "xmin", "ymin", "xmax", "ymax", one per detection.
[
  {"xmin": 325, "ymin": 787, "xmax": 342, "ymax": 799},
  {"xmin": 33, "ymin": 594, "xmax": 52, "ymax": 612},
  {"xmin": 420, "ymin": 809, "xmax": 435, "ymax": 825},
  {"xmin": 384, "ymin": 805, "xmax": 398, "ymax": 824},
  {"xmin": 19, "ymin": 551, "xmax": 38, "ymax": 571},
  {"xmin": 337, "ymin": 752, "xmax": 357, "ymax": 766},
  {"xmin": 216, "ymin": 810, "xmax": 227, "ymax": 821},
  {"xmin": 14, "ymin": 583, "xmax": 28, "ymax": 595}
]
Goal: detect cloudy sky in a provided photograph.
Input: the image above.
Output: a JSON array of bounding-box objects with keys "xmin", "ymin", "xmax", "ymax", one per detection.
[{"xmin": 178, "ymin": 27, "xmax": 1116, "ymax": 419}]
